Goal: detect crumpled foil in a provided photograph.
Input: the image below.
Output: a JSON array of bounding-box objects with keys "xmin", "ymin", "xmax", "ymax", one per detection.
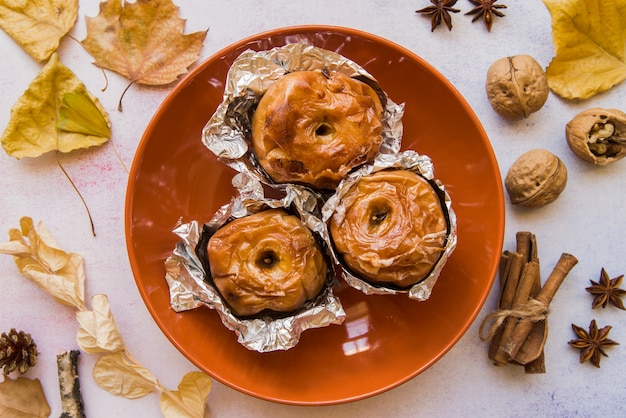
[
  {"xmin": 164, "ymin": 173, "xmax": 345, "ymax": 352},
  {"xmin": 321, "ymin": 150, "xmax": 458, "ymax": 301},
  {"xmin": 201, "ymin": 43, "xmax": 405, "ymax": 183}
]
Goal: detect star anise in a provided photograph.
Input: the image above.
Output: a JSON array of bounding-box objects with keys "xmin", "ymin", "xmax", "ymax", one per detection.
[
  {"xmin": 568, "ymin": 320, "xmax": 619, "ymax": 368},
  {"xmin": 416, "ymin": 0, "xmax": 461, "ymax": 32},
  {"xmin": 586, "ymin": 268, "xmax": 626, "ymax": 310},
  {"xmin": 465, "ymin": 0, "xmax": 507, "ymax": 32}
]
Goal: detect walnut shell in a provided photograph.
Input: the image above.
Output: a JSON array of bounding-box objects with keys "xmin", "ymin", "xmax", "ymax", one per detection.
[
  {"xmin": 505, "ymin": 149, "xmax": 567, "ymax": 208},
  {"xmin": 486, "ymin": 55, "xmax": 549, "ymax": 120},
  {"xmin": 565, "ymin": 107, "xmax": 626, "ymax": 166}
]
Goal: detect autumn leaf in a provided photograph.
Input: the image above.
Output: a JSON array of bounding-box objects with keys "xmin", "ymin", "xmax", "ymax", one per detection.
[
  {"xmin": 1, "ymin": 53, "xmax": 110, "ymax": 159},
  {"xmin": 81, "ymin": 0, "xmax": 207, "ymax": 86},
  {"xmin": 160, "ymin": 372, "xmax": 212, "ymax": 418},
  {"xmin": 58, "ymin": 92, "xmax": 112, "ymax": 138},
  {"xmin": 0, "ymin": 217, "xmax": 86, "ymax": 310},
  {"xmin": 76, "ymin": 294, "xmax": 126, "ymax": 354},
  {"xmin": 543, "ymin": 0, "xmax": 626, "ymax": 100},
  {"xmin": 0, "ymin": 0, "xmax": 78, "ymax": 62},
  {"xmin": 0, "ymin": 376, "xmax": 51, "ymax": 417},
  {"xmin": 93, "ymin": 352, "xmax": 159, "ymax": 399}
]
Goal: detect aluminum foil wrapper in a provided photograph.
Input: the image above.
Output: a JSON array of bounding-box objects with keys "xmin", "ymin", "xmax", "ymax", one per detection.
[
  {"xmin": 164, "ymin": 173, "xmax": 345, "ymax": 352},
  {"xmin": 321, "ymin": 150, "xmax": 458, "ymax": 301},
  {"xmin": 201, "ymin": 43, "xmax": 404, "ymax": 183}
]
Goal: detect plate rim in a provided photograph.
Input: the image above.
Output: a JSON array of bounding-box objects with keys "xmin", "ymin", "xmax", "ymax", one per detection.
[{"xmin": 124, "ymin": 24, "xmax": 505, "ymax": 405}]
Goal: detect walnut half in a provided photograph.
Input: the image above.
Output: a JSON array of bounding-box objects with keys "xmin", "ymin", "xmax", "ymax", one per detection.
[{"xmin": 565, "ymin": 108, "xmax": 626, "ymax": 166}]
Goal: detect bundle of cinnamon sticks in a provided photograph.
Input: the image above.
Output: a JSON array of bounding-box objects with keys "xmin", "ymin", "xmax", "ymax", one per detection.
[{"xmin": 480, "ymin": 231, "xmax": 578, "ymax": 373}]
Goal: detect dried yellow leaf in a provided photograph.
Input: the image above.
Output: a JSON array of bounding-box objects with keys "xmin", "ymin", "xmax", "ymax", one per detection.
[
  {"xmin": 160, "ymin": 372, "xmax": 212, "ymax": 418},
  {"xmin": 76, "ymin": 294, "xmax": 126, "ymax": 354},
  {"xmin": 0, "ymin": 376, "xmax": 51, "ymax": 417},
  {"xmin": 543, "ymin": 0, "xmax": 626, "ymax": 99},
  {"xmin": 0, "ymin": 217, "xmax": 86, "ymax": 310},
  {"xmin": 0, "ymin": 0, "xmax": 78, "ymax": 62},
  {"xmin": 57, "ymin": 92, "xmax": 112, "ymax": 138},
  {"xmin": 81, "ymin": 0, "xmax": 207, "ymax": 85},
  {"xmin": 1, "ymin": 53, "xmax": 111, "ymax": 159},
  {"xmin": 93, "ymin": 352, "xmax": 158, "ymax": 399}
]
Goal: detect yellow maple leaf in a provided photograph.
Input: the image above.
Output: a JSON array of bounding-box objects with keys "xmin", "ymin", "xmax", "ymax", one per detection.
[
  {"xmin": 543, "ymin": 0, "xmax": 626, "ymax": 100},
  {"xmin": 81, "ymin": 0, "xmax": 207, "ymax": 85},
  {"xmin": 1, "ymin": 52, "xmax": 111, "ymax": 159},
  {"xmin": 0, "ymin": 0, "xmax": 78, "ymax": 62}
]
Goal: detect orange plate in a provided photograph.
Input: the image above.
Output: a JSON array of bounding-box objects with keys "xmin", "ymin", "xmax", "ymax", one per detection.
[{"xmin": 125, "ymin": 26, "xmax": 505, "ymax": 405}]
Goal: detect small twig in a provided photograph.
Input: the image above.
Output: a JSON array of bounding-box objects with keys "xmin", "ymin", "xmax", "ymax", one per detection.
[
  {"xmin": 56, "ymin": 152, "xmax": 96, "ymax": 237},
  {"xmin": 57, "ymin": 350, "xmax": 86, "ymax": 418}
]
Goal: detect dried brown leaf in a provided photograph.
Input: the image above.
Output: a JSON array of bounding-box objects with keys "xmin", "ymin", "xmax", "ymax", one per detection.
[
  {"xmin": 0, "ymin": 376, "xmax": 51, "ymax": 417},
  {"xmin": 81, "ymin": 0, "xmax": 207, "ymax": 85}
]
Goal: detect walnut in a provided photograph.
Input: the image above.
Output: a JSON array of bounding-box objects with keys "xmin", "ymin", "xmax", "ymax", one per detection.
[
  {"xmin": 486, "ymin": 55, "xmax": 549, "ymax": 120},
  {"xmin": 565, "ymin": 107, "xmax": 626, "ymax": 165},
  {"xmin": 505, "ymin": 149, "xmax": 567, "ymax": 208}
]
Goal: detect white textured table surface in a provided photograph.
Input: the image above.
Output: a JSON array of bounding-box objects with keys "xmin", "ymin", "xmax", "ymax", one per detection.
[{"xmin": 1, "ymin": 1, "xmax": 625, "ymax": 417}]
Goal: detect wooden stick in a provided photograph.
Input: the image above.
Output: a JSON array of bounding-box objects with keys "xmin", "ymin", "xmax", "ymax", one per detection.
[
  {"xmin": 503, "ymin": 253, "xmax": 578, "ymax": 361},
  {"xmin": 57, "ymin": 350, "xmax": 86, "ymax": 418}
]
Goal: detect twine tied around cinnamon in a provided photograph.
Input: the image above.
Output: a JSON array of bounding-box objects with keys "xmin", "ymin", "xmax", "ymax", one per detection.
[
  {"xmin": 479, "ymin": 298, "xmax": 548, "ymax": 342},
  {"xmin": 482, "ymin": 244, "xmax": 578, "ymax": 371}
]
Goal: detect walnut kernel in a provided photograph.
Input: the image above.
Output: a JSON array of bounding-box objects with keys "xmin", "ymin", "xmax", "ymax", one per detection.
[
  {"xmin": 565, "ymin": 107, "xmax": 626, "ymax": 165},
  {"xmin": 486, "ymin": 55, "xmax": 549, "ymax": 120},
  {"xmin": 505, "ymin": 149, "xmax": 567, "ymax": 208}
]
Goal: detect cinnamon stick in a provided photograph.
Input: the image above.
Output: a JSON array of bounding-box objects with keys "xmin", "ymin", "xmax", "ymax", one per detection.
[
  {"xmin": 488, "ymin": 251, "xmax": 525, "ymax": 362},
  {"xmin": 516, "ymin": 231, "xmax": 533, "ymax": 263},
  {"xmin": 492, "ymin": 260, "xmax": 540, "ymax": 365},
  {"xmin": 503, "ymin": 253, "xmax": 578, "ymax": 361},
  {"xmin": 517, "ymin": 233, "xmax": 546, "ymax": 372},
  {"xmin": 524, "ymin": 351, "xmax": 546, "ymax": 374}
]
